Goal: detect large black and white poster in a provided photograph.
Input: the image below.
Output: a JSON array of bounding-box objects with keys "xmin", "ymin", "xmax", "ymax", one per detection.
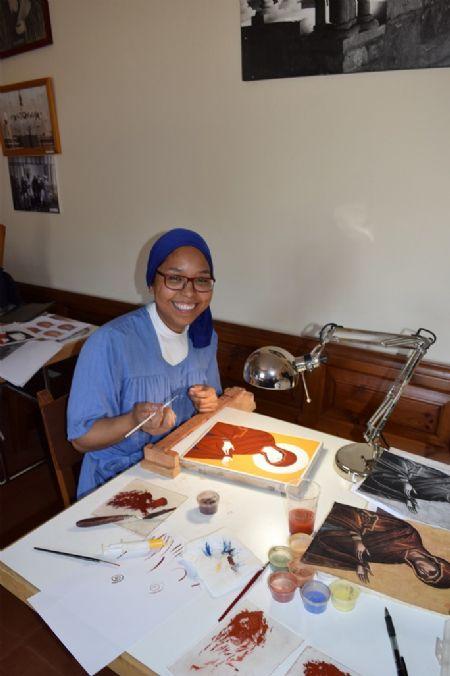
[{"xmin": 240, "ymin": 1, "xmax": 450, "ymax": 80}]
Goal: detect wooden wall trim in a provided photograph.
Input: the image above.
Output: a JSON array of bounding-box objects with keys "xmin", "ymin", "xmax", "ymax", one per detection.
[{"xmin": 18, "ymin": 282, "xmax": 450, "ymax": 462}]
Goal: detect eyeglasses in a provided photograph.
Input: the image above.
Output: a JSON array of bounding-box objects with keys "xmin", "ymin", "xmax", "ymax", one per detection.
[{"xmin": 155, "ymin": 269, "xmax": 215, "ymax": 292}]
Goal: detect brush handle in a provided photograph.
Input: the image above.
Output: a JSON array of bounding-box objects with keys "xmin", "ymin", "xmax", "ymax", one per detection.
[{"xmin": 76, "ymin": 515, "xmax": 132, "ymax": 527}]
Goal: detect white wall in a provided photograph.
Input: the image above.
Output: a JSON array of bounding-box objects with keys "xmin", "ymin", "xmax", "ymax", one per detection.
[{"xmin": 1, "ymin": 0, "xmax": 449, "ymax": 363}]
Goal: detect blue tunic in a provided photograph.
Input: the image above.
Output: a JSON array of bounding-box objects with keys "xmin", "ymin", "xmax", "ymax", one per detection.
[{"xmin": 67, "ymin": 307, "xmax": 221, "ymax": 498}]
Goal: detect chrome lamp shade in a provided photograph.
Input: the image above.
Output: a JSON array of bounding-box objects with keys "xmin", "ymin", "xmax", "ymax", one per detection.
[{"xmin": 243, "ymin": 346, "xmax": 299, "ymax": 390}]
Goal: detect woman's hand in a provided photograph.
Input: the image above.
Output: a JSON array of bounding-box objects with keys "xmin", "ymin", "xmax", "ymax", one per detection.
[
  {"xmin": 131, "ymin": 402, "xmax": 176, "ymax": 435},
  {"xmin": 188, "ymin": 385, "xmax": 218, "ymax": 413}
]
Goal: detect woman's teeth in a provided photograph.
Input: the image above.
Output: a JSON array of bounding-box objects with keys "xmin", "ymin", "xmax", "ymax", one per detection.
[{"xmin": 173, "ymin": 302, "xmax": 195, "ymax": 311}]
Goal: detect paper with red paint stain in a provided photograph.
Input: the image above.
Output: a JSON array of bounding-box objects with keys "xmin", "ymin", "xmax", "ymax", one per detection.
[
  {"xmin": 168, "ymin": 601, "xmax": 303, "ymax": 674},
  {"xmin": 91, "ymin": 479, "xmax": 187, "ymax": 537},
  {"xmin": 286, "ymin": 646, "xmax": 361, "ymax": 676}
]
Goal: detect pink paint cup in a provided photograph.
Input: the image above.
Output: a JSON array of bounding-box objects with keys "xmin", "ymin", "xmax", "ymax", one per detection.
[{"xmin": 268, "ymin": 571, "xmax": 298, "ymax": 603}]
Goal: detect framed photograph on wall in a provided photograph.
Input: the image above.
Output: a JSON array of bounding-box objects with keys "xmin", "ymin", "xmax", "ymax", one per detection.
[
  {"xmin": 8, "ymin": 155, "xmax": 60, "ymax": 213},
  {"xmin": 0, "ymin": 0, "xmax": 53, "ymax": 59},
  {"xmin": 0, "ymin": 77, "xmax": 61, "ymax": 156}
]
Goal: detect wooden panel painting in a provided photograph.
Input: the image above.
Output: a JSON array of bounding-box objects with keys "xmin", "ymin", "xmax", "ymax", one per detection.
[
  {"xmin": 168, "ymin": 600, "xmax": 303, "ymax": 675},
  {"xmin": 286, "ymin": 645, "xmax": 361, "ymax": 676},
  {"xmin": 356, "ymin": 450, "xmax": 450, "ymax": 530},
  {"xmin": 91, "ymin": 479, "xmax": 187, "ymax": 537},
  {"xmin": 302, "ymin": 502, "xmax": 450, "ymax": 615},
  {"xmin": 182, "ymin": 421, "xmax": 321, "ymax": 489}
]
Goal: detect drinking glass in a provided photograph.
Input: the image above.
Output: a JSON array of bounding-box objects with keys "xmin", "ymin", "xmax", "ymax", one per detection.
[{"xmin": 285, "ymin": 479, "xmax": 320, "ymax": 535}]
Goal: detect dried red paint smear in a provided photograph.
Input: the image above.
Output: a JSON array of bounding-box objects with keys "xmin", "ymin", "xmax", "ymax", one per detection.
[
  {"xmin": 107, "ymin": 490, "xmax": 167, "ymax": 515},
  {"xmin": 304, "ymin": 659, "xmax": 350, "ymax": 676},
  {"xmin": 191, "ymin": 609, "xmax": 269, "ymax": 670}
]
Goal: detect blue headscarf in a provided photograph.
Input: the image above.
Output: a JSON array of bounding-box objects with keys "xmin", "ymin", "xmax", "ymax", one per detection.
[{"xmin": 146, "ymin": 228, "xmax": 214, "ymax": 349}]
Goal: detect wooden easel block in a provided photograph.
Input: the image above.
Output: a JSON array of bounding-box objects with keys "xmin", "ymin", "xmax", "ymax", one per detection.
[{"xmin": 141, "ymin": 387, "xmax": 255, "ymax": 478}]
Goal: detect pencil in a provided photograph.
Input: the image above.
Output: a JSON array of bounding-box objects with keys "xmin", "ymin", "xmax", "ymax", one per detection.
[{"xmin": 218, "ymin": 561, "xmax": 269, "ymax": 623}]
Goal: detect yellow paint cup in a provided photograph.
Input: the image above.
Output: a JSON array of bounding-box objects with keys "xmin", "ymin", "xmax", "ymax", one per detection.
[{"xmin": 329, "ymin": 580, "xmax": 360, "ymax": 612}]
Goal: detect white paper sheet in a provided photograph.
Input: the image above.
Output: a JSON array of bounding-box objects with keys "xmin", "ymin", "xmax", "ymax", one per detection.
[
  {"xmin": 180, "ymin": 528, "xmax": 262, "ymax": 598},
  {"xmin": 168, "ymin": 600, "xmax": 303, "ymax": 675},
  {"xmin": 29, "ymin": 534, "xmax": 201, "ymax": 675},
  {"xmin": 0, "ymin": 339, "xmax": 60, "ymax": 386},
  {"xmin": 286, "ymin": 645, "xmax": 361, "ymax": 675}
]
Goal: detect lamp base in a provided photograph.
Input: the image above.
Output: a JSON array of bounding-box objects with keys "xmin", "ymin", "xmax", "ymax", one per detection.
[{"xmin": 334, "ymin": 442, "xmax": 378, "ymax": 482}]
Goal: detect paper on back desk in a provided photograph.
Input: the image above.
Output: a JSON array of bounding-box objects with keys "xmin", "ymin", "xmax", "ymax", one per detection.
[
  {"xmin": 0, "ymin": 339, "xmax": 60, "ymax": 386},
  {"xmin": 29, "ymin": 535, "xmax": 202, "ymax": 675}
]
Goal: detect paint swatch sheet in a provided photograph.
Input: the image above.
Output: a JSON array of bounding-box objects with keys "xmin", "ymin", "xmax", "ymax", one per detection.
[
  {"xmin": 168, "ymin": 600, "xmax": 303, "ymax": 675},
  {"xmin": 286, "ymin": 645, "xmax": 361, "ymax": 675},
  {"xmin": 91, "ymin": 479, "xmax": 188, "ymax": 537},
  {"xmin": 29, "ymin": 533, "xmax": 201, "ymax": 675},
  {"xmin": 180, "ymin": 529, "xmax": 262, "ymax": 597}
]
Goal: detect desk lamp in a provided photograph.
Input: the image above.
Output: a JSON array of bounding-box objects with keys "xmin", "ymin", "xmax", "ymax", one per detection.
[{"xmin": 243, "ymin": 323, "xmax": 436, "ymax": 481}]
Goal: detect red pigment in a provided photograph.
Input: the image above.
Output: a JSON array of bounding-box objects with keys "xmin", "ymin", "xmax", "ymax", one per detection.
[
  {"xmin": 289, "ymin": 508, "xmax": 315, "ymax": 535},
  {"xmin": 304, "ymin": 659, "xmax": 351, "ymax": 676},
  {"xmin": 107, "ymin": 490, "xmax": 167, "ymax": 515},
  {"xmin": 192, "ymin": 609, "xmax": 269, "ymax": 670}
]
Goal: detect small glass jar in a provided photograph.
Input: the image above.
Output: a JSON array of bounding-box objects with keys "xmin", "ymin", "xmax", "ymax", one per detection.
[{"xmin": 196, "ymin": 490, "xmax": 220, "ymax": 515}]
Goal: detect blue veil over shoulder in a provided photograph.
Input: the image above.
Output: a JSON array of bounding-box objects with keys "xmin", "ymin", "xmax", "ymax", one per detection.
[{"xmin": 146, "ymin": 228, "xmax": 214, "ymax": 348}]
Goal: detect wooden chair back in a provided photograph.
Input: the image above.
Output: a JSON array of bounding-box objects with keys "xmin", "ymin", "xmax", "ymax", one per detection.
[
  {"xmin": 0, "ymin": 224, "xmax": 5, "ymax": 267},
  {"xmin": 37, "ymin": 389, "xmax": 82, "ymax": 507}
]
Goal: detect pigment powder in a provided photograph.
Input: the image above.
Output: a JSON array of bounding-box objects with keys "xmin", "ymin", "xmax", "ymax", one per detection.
[
  {"xmin": 191, "ymin": 609, "xmax": 269, "ymax": 670},
  {"xmin": 304, "ymin": 659, "xmax": 351, "ymax": 675},
  {"xmin": 107, "ymin": 490, "xmax": 167, "ymax": 515}
]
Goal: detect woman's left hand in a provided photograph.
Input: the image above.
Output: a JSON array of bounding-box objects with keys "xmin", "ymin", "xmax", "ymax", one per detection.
[{"xmin": 188, "ymin": 385, "xmax": 219, "ymax": 413}]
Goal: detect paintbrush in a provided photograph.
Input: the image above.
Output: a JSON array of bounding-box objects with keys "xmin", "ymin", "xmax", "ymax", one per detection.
[
  {"xmin": 218, "ymin": 561, "xmax": 269, "ymax": 622},
  {"xmin": 124, "ymin": 394, "xmax": 179, "ymax": 438},
  {"xmin": 34, "ymin": 546, "xmax": 121, "ymax": 566},
  {"xmin": 76, "ymin": 506, "xmax": 177, "ymax": 528}
]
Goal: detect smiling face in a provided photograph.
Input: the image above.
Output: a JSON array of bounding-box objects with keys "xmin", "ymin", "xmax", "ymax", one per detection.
[{"xmin": 151, "ymin": 246, "xmax": 213, "ymax": 334}]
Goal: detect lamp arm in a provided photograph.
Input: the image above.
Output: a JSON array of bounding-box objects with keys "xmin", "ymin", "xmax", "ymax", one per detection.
[
  {"xmin": 364, "ymin": 331, "xmax": 435, "ymax": 448},
  {"xmin": 293, "ymin": 326, "xmax": 436, "ymax": 450}
]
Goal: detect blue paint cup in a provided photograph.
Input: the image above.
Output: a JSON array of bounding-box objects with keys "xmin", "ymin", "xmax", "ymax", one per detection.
[{"xmin": 300, "ymin": 580, "xmax": 330, "ymax": 614}]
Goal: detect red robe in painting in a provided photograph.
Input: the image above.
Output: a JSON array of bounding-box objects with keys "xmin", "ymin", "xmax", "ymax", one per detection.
[{"xmin": 185, "ymin": 422, "xmax": 297, "ymax": 468}]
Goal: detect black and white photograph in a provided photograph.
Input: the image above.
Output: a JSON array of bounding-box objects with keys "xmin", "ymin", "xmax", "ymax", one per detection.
[
  {"xmin": 0, "ymin": 0, "xmax": 53, "ymax": 59},
  {"xmin": 0, "ymin": 78, "xmax": 61, "ymax": 156},
  {"xmin": 8, "ymin": 155, "xmax": 60, "ymax": 213},
  {"xmin": 357, "ymin": 450, "xmax": 450, "ymax": 531},
  {"xmin": 241, "ymin": 1, "xmax": 450, "ymax": 80}
]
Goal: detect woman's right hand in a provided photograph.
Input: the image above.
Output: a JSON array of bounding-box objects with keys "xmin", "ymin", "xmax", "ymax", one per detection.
[{"xmin": 131, "ymin": 403, "xmax": 176, "ymax": 436}]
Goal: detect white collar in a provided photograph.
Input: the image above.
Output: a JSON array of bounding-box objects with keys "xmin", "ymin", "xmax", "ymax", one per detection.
[{"xmin": 147, "ymin": 302, "xmax": 188, "ymax": 340}]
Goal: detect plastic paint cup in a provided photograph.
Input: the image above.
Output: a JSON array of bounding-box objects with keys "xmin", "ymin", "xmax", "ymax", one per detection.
[
  {"xmin": 330, "ymin": 580, "xmax": 360, "ymax": 612},
  {"xmin": 288, "ymin": 533, "xmax": 312, "ymax": 558},
  {"xmin": 288, "ymin": 558, "xmax": 315, "ymax": 588},
  {"xmin": 300, "ymin": 580, "xmax": 330, "ymax": 614},
  {"xmin": 196, "ymin": 491, "xmax": 220, "ymax": 515},
  {"xmin": 268, "ymin": 571, "xmax": 298, "ymax": 603},
  {"xmin": 268, "ymin": 545, "xmax": 293, "ymax": 571}
]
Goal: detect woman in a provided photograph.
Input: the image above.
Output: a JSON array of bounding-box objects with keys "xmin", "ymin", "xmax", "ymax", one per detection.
[{"xmin": 68, "ymin": 228, "xmax": 221, "ymax": 498}]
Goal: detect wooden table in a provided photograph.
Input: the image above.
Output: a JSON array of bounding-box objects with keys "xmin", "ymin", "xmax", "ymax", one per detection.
[{"xmin": 0, "ymin": 408, "xmax": 446, "ymax": 675}]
